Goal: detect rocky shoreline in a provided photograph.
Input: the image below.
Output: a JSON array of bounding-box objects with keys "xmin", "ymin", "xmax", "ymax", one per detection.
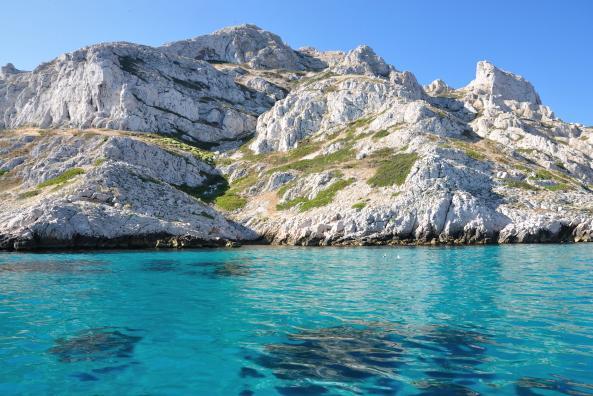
[
  {"xmin": 2, "ymin": 223, "xmax": 592, "ymax": 252},
  {"xmin": 1, "ymin": 25, "xmax": 592, "ymax": 250}
]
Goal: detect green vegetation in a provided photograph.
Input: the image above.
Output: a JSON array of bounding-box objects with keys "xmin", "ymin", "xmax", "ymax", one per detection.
[
  {"xmin": 277, "ymin": 178, "xmax": 354, "ymax": 212},
  {"xmin": 145, "ymin": 135, "xmax": 215, "ymax": 165},
  {"xmin": 276, "ymin": 196, "xmax": 308, "ymax": 211},
  {"xmin": 544, "ymin": 183, "xmax": 569, "ymax": 191},
  {"xmin": 372, "ymin": 129, "xmax": 390, "ymax": 140},
  {"xmin": 533, "ymin": 169, "xmax": 555, "ymax": 180},
  {"xmin": 214, "ymin": 193, "xmax": 247, "ymax": 211},
  {"xmin": 37, "ymin": 168, "xmax": 85, "ymax": 188},
  {"xmin": 300, "ymin": 71, "xmax": 337, "ymax": 87},
  {"xmin": 174, "ymin": 170, "xmax": 251, "ymax": 211},
  {"xmin": 503, "ymin": 179, "xmax": 538, "ymax": 191},
  {"xmin": 554, "ymin": 161, "xmax": 566, "ymax": 170},
  {"xmin": 554, "ymin": 137, "xmax": 568, "ymax": 146},
  {"xmin": 174, "ymin": 172, "xmax": 229, "ymax": 203},
  {"xmin": 93, "ymin": 158, "xmax": 106, "ymax": 166},
  {"xmin": 464, "ymin": 149, "xmax": 486, "ymax": 161},
  {"xmin": 351, "ymin": 202, "xmax": 366, "ymax": 211},
  {"xmin": 272, "ymin": 147, "xmax": 354, "ymax": 174},
  {"xmin": 435, "ymin": 109, "xmax": 447, "ymax": 118},
  {"xmin": 0, "ymin": 169, "xmax": 8, "ymax": 176},
  {"xmin": 368, "ymin": 152, "xmax": 418, "ymax": 187},
  {"xmin": 230, "ymin": 173, "xmax": 259, "ymax": 192},
  {"xmin": 18, "ymin": 190, "xmax": 41, "ymax": 199}
]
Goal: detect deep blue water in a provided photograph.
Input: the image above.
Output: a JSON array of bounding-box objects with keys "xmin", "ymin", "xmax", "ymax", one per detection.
[{"xmin": 1, "ymin": 245, "xmax": 593, "ymax": 395}]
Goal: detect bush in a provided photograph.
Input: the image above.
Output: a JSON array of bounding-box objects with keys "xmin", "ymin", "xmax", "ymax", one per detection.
[
  {"xmin": 352, "ymin": 202, "xmax": 366, "ymax": 210},
  {"xmin": 273, "ymin": 147, "xmax": 354, "ymax": 174},
  {"xmin": 368, "ymin": 153, "xmax": 418, "ymax": 187},
  {"xmin": 464, "ymin": 149, "xmax": 485, "ymax": 161},
  {"xmin": 544, "ymin": 183, "xmax": 569, "ymax": 191},
  {"xmin": 146, "ymin": 135, "xmax": 215, "ymax": 165},
  {"xmin": 0, "ymin": 169, "xmax": 8, "ymax": 176},
  {"xmin": 534, "ymin": 169, "xmax": 554, "ymax": 180},
  {"xmin": 372, "ymin": 130, "xmax": 390, "ymax": 140},
  {"xmin": 503, "ymin": 179, "xmax": 538, "ymax": 191},
  {"xmin": 277, "ymin": 178, "xmax": 354, "ymax": 211},
  {"xmin": 37, "ymin": 168, "xmax": 85, "ymax": 188},
  {"xmin": 18, "ymin": 190, "xmax": 41, "ymax": 199},
  {"xmin": 214, "ymin": 193, "xmax": 247, "ymax": 211}
]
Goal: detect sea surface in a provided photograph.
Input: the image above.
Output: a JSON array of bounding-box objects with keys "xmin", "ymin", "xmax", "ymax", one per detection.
[{"xmin": 1, "ymin": 245, "xmax": 593, "ymax": 395}]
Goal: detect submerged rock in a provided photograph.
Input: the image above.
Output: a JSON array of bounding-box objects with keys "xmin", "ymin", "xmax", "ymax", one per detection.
[
  {"xmin": 247, "ymin": 323, "xmax": 493, "ymax": 394},
  {"xmin": 49, "ymin": 327, "xmax": 142, "ymax": 363}
]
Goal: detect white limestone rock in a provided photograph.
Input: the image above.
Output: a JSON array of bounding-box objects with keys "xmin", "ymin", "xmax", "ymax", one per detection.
[
  {"xmin": 424, "ymin": 79, "xmax": 452, "ymax": 96},
  {"xmin": 161, "ymin": 24, "xmax": 326, "ymax": 71},
  {"xmin": 0, "ymin": 42, "xmax": 273, "ymax": 143},
  {"xmin": 332, "ymin": 45, "xmax": 392, "ymax": 77},
  {"xmin": 466, "ymin": 61, "xmax": 541, "ymax": 108}
]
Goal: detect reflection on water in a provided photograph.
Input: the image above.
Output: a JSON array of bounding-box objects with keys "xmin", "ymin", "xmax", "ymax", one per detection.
[{"xmin": 1, "ymin": 245, "xmax": 593, "ymax": 394}]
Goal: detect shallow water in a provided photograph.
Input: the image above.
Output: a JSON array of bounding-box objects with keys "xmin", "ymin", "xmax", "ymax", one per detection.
[{"xmin": 1, "ymin": 245, "xmax": 592, "ymax": 395}]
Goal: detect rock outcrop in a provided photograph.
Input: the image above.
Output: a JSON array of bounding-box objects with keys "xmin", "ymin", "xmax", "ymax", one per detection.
[
  {"xmin": 161, "ymin": 24, "xmax": 326, "ymax": 71},
  {"xmin": 1, "ymin": 25, "xmax": 592, "ymax": 250}
]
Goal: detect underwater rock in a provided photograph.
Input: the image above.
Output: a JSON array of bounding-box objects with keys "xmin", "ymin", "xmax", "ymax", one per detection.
[
  {"xmin": 248, "ymin": 323, "xmax": 493, "ymax": 394},
  {"xmin": 49, "ymin": 327, "xmax": 142, "ymax": 363}
]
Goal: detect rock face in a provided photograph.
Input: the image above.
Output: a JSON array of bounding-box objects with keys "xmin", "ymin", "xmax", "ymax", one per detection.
[
  {"xmin": 0, "ymin": 130, "xmax": 256, "ymax": 250},
  {"xmin": 1, "ymin": 25, "xmax": 592, "ymax": 250},
  {"xmin": 468, "ymin": 61, "xmax": 541, "ymax": 106},
  {"xmin": 161, "ymin": 24, "xmax": 326, "ymax": 71},
  {"xmin": 0, "ymin": 42, "xmax": 277, "ymax": 144}
]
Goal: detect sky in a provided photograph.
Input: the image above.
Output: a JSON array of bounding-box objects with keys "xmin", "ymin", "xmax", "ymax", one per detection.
[{"xmin": 1, "ymin": 0, "xmax": 591, "ymax": 125}]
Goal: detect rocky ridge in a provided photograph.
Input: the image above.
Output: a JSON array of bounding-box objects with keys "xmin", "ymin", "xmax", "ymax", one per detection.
[{"xmin": 1, "ymin": 24, "xmax": 592, "ymax": 250}]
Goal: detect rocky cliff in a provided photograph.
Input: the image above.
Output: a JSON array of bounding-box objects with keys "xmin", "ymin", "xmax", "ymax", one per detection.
[{"xmin": 1, "ymin": 24, "xmax": 592, "ymax": 250}]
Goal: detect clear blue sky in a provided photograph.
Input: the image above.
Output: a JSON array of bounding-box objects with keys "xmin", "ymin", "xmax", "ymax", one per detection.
[{"xmin": 1, "ymin": 0, "xmax": 591, "ymax": 125}]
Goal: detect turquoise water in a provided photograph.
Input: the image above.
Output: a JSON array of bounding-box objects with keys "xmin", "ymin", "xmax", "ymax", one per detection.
[{"xmin": 1, "ymin": 245, "xmax": 593, "ymax": 395}]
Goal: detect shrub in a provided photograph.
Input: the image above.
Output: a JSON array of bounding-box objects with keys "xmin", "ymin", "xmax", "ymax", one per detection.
[
  {"xmin": 464, "ymin": 149, "xmax": 486, "ymax": 161},
  {"xmin": 352, "ymin": 202, "xmax": 366, "ymax": 210},
  {"xmin": 37, "ymin": 168, "xmax": 85, "ymax": 188},
  {"xmin": 544, "ymin": 183, "xmax": 569, "ymax": 191},
  {"xmin": 18, "ymin": 190, "xmax": 41, "ymax": 199},
  {"xmin": 175, "ymin": 172, "xmax": 229, "ymax": 203},
  {"xmin": 273, "ymin": 147, "xmax": 354, "ymax": 174},
  {"xmin": 372, "ymin": 130, "xmax": 390, "ymax": 140},
  {"xmin": 534, "ymin": 169, "xmax": 555, "ymax": 180},
  {"xmin": 214, "ymin": 193, "xmax": 247, "ymax": 211},
  {"xmin": 368, "ymin": 153, "xmax": 418, "ymax": 187},
  {"xmin": 503, "ymin": 179, "xmax": 538, "ymax": 191},
  {"xmin": 277, "ymin": 178, "xmax": 354, "ymax": 211},
  {"xmin": 0, "ymin": 169, "xmax": 8, "ymax": 176}
]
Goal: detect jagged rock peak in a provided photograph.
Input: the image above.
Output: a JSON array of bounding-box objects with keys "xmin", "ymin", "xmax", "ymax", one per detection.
[
  {"xmin": 424, "ymin": 79, "xmax": 452, "ymax": 96},
  {"xmin": 332, "ymin": 45, "xmax": 392, "ymax": 77},
  {"xmin": 161, "ymin": 24, "xmax": 326, "ymax": 71},
  {"xmin": 0, "ymin": 63, "xmax": 25, "ymax": 79},
  {"xmin": 468, "ymin": 60, "xmax": 541, "ymax": 105}
]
